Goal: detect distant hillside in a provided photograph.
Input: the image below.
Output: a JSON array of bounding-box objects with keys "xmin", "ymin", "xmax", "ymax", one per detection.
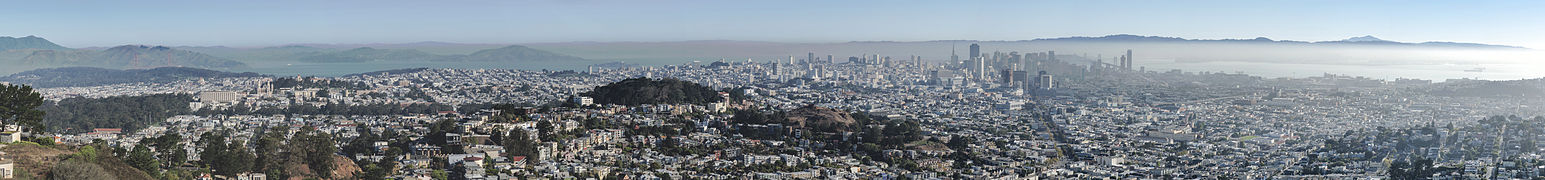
[
  {"xmin": 0, "ymin": 35, "xmax": 70, "ymax": 51},
  {"xmin": 3, "ymin": 143, "xmax": 155, "ymax": 180},
  {"xmin": 462, "ymin": 45, "xmax": 587, "ymax": 62},
  {"xmin": 342, "ymin": 67, "xmax": 430, "ymax": 77},
  {"xmin": 1424, "ymin": 78, "xmax": 1545, "ymax": 97},
  {"xmin": 96, "ymin": 45, "xmax": 248, "ymax": 68},
  {"xmin": 178, "ymin": 45, "xmax": 332, "ymax": 62},
  {"xmin": 0, "ymin": 66, "xmax": 265, "ymax": 88},
  {"xmin": 19, "ymin": 45, "xmax": 248, "ymax": 69},
  {"xmin": 581, "ymin": 77, "xmax": 722, "ymax": 105},
  {"xmin": 293, "ymin": 45, "xmax": 585, "ymax": 63},
  {"xmin": 1027, "ymin": 34, "xmax": 1524, "ymax": 49},
  {"xmin": 41, "ymin": 93, "xmax": 193, "ymax": 135},
  {"xmin": 298, "ymin": 47, "xmax": 445, "ymax": 62},
  {"xmin": 782, "ymin": 105, "xmax": 858, "ymax": 132}
]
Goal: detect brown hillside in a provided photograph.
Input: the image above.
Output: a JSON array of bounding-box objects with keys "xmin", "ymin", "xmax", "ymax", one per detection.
[
  {"xmin": 783, "ymin": 105, "xmax": 857, "ymax": 132},
  {"xmin": 1, "ymin": 143, "xmax": 153, "ymax": 180},
  {"xmin": 285, "ymin": 155, "xmax": 360, "ymax": 180}
]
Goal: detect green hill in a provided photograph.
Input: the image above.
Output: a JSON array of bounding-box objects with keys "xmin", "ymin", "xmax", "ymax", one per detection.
[
  {"xmin": 463, "ymin": 45, "xmax": 587, "ymax": 62},
  {"xmin": 582, "ymin": 77, "xmax": 721, "ymax": 105},
  {"xmin": 17, "ymin": 45, "xmax": 247, "ymax": 69},
  {"xmin": 0, "ymin": 36, "xmax": 70, "ymax": 51},
  {"xmin": 297, "ymin": 47, "xmax": 446, "ymax": 62}
]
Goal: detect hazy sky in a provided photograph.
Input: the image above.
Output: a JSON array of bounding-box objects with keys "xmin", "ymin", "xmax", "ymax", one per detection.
[{"xmin": 3, "ymin": 0, "xmax": 1542, "ymax": 48}]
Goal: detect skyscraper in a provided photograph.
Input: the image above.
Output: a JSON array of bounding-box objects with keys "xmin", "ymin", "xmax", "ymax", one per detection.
[
  {"xmin": 976, "ymin": 57, "xmax": 987, "ymax": 81},
  {"xmin": 1119, "ymin": 55, "xmax": 1128, "ymax": 70},
  {"xmin": 969, "ymin": 43, "xmax": 980, "ymax": 64},
  {"xmin": 1037, "ymin": 71, "xmax": 1053, "ymax": 90},
  {"xmin": 808, "ymin": 52, "xmax": 815, "ymax": 64},
  {"xmin": 1000, "ymin": 69, "xmax": 1013, "ymax": 84},
  {"xmin": 951, "ymin": 45, "xmax": 960, "ymax": 66},
  {"xmin": 1125, "ymin": 49, "xmax": 1134, "ymax": 70}
]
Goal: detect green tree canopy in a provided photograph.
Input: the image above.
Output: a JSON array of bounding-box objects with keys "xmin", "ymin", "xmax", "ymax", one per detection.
[{"xmin": 0, "ymin": 84, "xmax": 46, "ymax": 133}]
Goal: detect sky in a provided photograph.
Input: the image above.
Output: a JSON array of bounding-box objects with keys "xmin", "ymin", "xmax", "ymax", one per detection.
[{"xmin": 3, "ymin": 0, "xmax": 1543, "ymax": 48}]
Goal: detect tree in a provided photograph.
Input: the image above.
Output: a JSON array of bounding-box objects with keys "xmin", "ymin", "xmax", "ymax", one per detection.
[
  {"xmin": 254, "ymin": 126, "xmax": 290, "ymax": 179},
  {"xmin": 77, "ymin": 145, "xmax": 98, "ymax": 162},
  {"xmin": 946, "ymin": 135, "xmax": 976, "ymax": 151},
  {"xmin": 128, "ymin": 144, "xmax": 160, "ymax": 174},
  {"xmin": 316, "ymin": 89, "xmax": 331, "ymax": 98},
  {"xmin": 0, "ymin": 84, "xmax": 46, "ymax": 133},
  {"xmin": 504, "ymin": 128, "xmax": 540, "ymax": 164},
  {"xmin": 536, "ymin": 120, "xmax": 555, "ymax": 141},
  {"xmin": 49, "ymin": 160, "xmax": 115, "ymax": 180},
  {"xmin": 198, "ymin": 132, "xmax": 231, "ymax": 175},
  {"xmin": 431, "ymin": 170, "xmax": 448, "ymax": 180},
  {"xmin": 226, "ymin": 141, "xmax": 256, "ymax": 175},
  {"xmin": 153, "ymin": 133, "xmax": 186, "ymax": 168},
  {"xmin": 293, "ymin": 127, "xmax": 338, "ymax": 179},
  {"xmin": 38, "ymin": 94, "xmax": 193, "ymax": 134}
]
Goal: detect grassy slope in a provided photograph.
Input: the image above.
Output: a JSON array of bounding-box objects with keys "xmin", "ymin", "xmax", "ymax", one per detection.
[{"xmin": 2, "ymin": 143, "xmax": 153, "ymax": 180}]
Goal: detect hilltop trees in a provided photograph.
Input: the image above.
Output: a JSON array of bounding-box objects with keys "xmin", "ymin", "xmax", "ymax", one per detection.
[
  {"xmin": 0, "ymin": 84, "xmax": 45, "ymax": 133},
  {"xmin": 503, "ymin": 128, "xmax": 541, "ymax": 164},
  {"xmin": 190, "ymin": 126, "xmax": 343, "ymax": 179},
  {"xmin": 582, "ymin": 77, "xmax": 722, "ymax": 105},
  {"xmin": 39, "ymin": 93, "xmax": 193, "ymax": 134},
  {"xmin": 198, "ymin": 131, "xmax": 254, "ymax": 177}
]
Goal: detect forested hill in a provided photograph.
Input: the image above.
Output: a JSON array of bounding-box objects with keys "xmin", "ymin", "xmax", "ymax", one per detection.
[
  {"xmin": 39, "ymin": 94, "xmax": 194, "ymax": 134},
  {"xmin": 1423, "ymin": 78, "xmax": 1545, "ymax": 97},
  {"xmin": 0, "ymin": 35, "xmax": 70, "ymax": 51},
  {"xmin": 0, "ymin": 66, "xmax": 266, "ymax": 88},
  {"xmin": 581, "ymin": 77, "xmax": 722, "ymax": 105}
]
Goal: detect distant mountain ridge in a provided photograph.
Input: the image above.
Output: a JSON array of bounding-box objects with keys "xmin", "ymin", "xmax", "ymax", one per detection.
[
  {"xmin": 293, "ymin": 45, "xmax": 585, "ymax": 63},
  {"xmin": 298, "ymin": 47, "xmax": 446, "ymax": 62},
  {"xmin": 0, "ymin": 66, "xmax": 266, "ymax": 88},
  {"xmin": 462, "ymin": 45, "xmax": 586, "ymax": 62},
  {"xmin": 0, "ymin": 37, "xmax": 249, "ymax": 69},
  {"xmin": 1021, "ymin": 34, "xmax": 1525, "ymax": 49},
  {"xmin": 0, "ymin": 36, "xmax": 70, "ymax": 51},
  {"xmin": 92, "ymin": 45, "xmax": 248, "ymax": 68}
]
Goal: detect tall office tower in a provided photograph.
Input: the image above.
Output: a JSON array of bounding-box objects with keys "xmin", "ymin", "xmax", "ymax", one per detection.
[
  {"xmin": 1125, "ymin": 56, "xmax": 1132, "ymax": 70},
  {"xmin": 771, "ymin": 61, "xmax": 780, "ymax": 78},
  {"xmin": 1001, "ymin": 68, "xmax": 1013, "ymax": 83},
  {"xmin": 827, "ymin": 55, "xmax": 833, "ymax": 64},
  {"xmin": 873, "ymin": 54, "xmax": 881, "ymax": 64},
  {"xmin": 976, "ymin": 57, "xmax": 987, "ymax": 80},
  {"xmin": 969, "ymin": 43, "xmax": 980, "ymax": 63},
  {"xmin": 1013, "ymin": 70, "xmax": 1030, "ymax": 87},
  {"xmin": 1048, "ymin": 51, "xmax": 1056, "ymax": 62},
  {"xmin": 1038, "ymin": 71, "xmax": 1054, "ymax": 89},
  {"xmin": 1125, "ymin": 49, "xmax": 1134, "ymax": 70},
  {"xmin": 808, "ymin": 53, "xmax": 815, "ymax": 64},
  {"xmin": 1009, "ymin": 52, "xmax": 1022, "ymax": 70},
  {"xmin": 1117, "ymin": 55, "xmax": 1126, "ymax": 70},
  {"xmin": 789, "ymin": 56, "xmax": 796, "ymax": 65}
]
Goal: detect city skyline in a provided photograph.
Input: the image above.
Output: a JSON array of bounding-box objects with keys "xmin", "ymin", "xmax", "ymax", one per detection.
[
  {"xmin": 2, "ymin": 0, "xmax": 1542, "ymax": 48},
  {"xmin": 4, "ymin": 1, "xmax": 1544, "ymax": 179}
]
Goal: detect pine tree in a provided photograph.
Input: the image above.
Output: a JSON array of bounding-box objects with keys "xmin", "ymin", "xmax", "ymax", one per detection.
[{"xmin": 0, "ymin": 84, "xmax": 45, "ymax": 133}]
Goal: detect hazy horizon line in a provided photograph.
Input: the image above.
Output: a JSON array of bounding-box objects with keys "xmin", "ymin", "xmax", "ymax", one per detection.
[{"xmin": 14, "ymin": 34, "xmax": 1527, "ymax": 50}]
